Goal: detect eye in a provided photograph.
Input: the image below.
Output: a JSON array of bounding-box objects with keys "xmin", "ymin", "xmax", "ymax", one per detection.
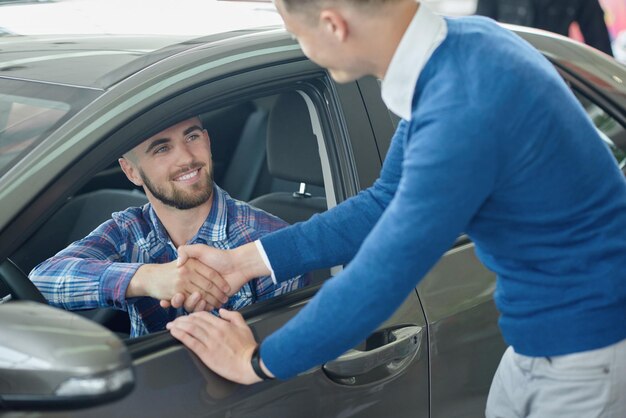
[
  {"xmin": 187, "ymin": 134, "xmax": 200, "ymax": 142},
  {"xmin": 154, "ymin": 145, "xmax": 169, "ymax": 154}
]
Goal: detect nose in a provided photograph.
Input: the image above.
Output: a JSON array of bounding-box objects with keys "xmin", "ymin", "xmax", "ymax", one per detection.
[{"xmin": 175, "ymin": 143, "xmax": 195, "ymax": 167}]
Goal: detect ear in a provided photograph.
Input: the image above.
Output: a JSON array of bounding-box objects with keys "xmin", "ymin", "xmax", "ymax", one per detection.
[
  {"xmin": 118, "ymin": 157, "xmax": 143, "ymax": 187},
  {"xmin": 319, "ymin": 9, "xmax": 348, "ymax": 42}
]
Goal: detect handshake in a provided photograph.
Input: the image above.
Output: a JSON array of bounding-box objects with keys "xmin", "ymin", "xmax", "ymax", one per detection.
[{"xmin": 125, "ymin": 242, "xmax": 270, "ymax": 312}]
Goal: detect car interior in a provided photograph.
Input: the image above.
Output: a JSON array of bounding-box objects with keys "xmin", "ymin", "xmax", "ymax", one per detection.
[{"xmin": 5, "ymin": 89, "xmax": 333, "ymax": 337}]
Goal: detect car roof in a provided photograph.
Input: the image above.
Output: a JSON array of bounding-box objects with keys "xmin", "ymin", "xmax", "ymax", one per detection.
[
  {"xmin": 0, "ymin": 23, "xmax": 624, "ymax": 107},
  {"xmin": 0, "ymin": 29, "xmax": 273, "ymax": 90}
]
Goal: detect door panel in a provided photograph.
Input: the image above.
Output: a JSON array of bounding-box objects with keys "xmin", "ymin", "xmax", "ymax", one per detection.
[
  {"xmin": 418, "ymin": 243, "xmax": 505, "ymax": 418},
  {"xmin": 20, "ymin": 293, "xmax": 428, "ymax": 417}
]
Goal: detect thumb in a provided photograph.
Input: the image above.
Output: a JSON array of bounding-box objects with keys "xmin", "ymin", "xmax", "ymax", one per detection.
[
  {"xmin": 218, "ymin": 308, "xmax": 245, "ymax": 326},
  {"xmin": 177, "ymin": 246, "xmax": 188, "ymax": 267},
  {"xmin": 178, "ymin": 244, "xmax": 214, "ymax": 267}
]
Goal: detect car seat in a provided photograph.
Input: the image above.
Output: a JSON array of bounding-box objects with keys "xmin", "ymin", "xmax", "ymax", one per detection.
[
  {"xmin": 249, "ymin": 91, "xmax": 327, "ymax": 224},
  {"xmin": 220, "ymin": 107, "xmax": 269, "ymax": 202}
]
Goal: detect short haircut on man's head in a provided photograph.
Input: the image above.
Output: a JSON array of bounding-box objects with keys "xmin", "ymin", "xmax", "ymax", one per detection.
[{"xmin": 280, "ymin": 0, "xmax": 407, "ymax": 14}]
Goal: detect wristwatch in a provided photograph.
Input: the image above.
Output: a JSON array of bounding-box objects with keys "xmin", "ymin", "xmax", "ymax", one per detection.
[{"xmin": 251, "ymin": 345, "xmax": 274, "ymax": 381}]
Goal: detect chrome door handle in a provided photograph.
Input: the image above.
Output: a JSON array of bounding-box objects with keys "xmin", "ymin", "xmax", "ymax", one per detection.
[{"xmin": 323, "ymin": 326, "xmax": 422, "ymax": 379}]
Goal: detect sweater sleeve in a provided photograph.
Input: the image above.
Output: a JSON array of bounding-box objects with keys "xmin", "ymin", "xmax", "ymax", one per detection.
[
  {"xmin": 29, "ymin": 220, "xmax": 141, "ymax": 311},
  {"xmin": 261, "ymin": 102, "xmax": 497, "ymax": 379},
  {"xmin": 259, "ymin": 120, "xmax": 408, "ymax": 281}
]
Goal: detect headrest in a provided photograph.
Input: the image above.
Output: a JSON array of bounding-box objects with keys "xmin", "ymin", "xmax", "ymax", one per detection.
[{"xmin": 266, "ymin": 92, "xmax": 324, "ymax": 187}]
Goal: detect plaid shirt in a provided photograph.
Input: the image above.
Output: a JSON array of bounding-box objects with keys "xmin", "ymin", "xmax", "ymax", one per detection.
[{"xmin": 30, "ymin": 185, "xmax": 306, "ymax": 337}]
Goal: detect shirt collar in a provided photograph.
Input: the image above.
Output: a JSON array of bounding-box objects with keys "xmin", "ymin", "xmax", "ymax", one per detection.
[
  {"xmin": 381, "ymin": 3, "xmax": 447, "ymax": 121},
  {"xmin": 147, "ymin": 183, "xmax": 229, "ymax": 246}
]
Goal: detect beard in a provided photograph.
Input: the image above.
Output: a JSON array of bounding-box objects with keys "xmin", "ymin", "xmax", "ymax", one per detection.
[{"xmin": 140, "ymin": 162, "xmax": 213, "ymax": 210}]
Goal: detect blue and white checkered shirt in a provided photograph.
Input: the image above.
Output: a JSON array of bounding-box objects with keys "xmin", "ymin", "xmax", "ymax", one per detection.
[{"xmin": 30, "ymin": 185, "xmax": 306, "ymax": 337}]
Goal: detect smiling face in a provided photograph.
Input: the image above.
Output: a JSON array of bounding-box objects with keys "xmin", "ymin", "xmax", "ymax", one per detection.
[{"xmin": 119, "ymin": 117, "xmax": 214, "ymax": 210}]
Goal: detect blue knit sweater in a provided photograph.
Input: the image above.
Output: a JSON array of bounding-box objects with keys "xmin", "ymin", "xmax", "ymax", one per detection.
[{"xmin": 260, "ymin": 17, "xmax": 626, "ymax": 379}]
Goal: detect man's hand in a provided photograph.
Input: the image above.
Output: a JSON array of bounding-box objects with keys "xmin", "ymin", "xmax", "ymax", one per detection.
[
  {"xmin": 164, "ymin": 242, "xmax": 271, "ymax": 311},
  {"xmin": 167, "ymin": 309, "xmax": 272, "ymax": 385},
  {"xmin": 126, "ymin": 259, "xmax": 230, "ymax": 312},
  {"xmin": 177, "ymin": 244, "xmax": 252, "ymax": 294}
]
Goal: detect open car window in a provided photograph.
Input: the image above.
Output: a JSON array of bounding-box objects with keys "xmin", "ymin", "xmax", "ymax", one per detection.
[{"xmin": 10, "ymin": 86, "xmax": 336, "ymax": 340}]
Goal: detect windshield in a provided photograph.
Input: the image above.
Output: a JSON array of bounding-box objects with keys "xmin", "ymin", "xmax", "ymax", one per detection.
[{"xmin": 0, "ymin": 78, "xmax": 99, "ymax": 177}]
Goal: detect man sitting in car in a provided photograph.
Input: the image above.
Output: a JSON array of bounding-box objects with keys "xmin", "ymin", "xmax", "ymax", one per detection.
[{"xmin": 29, "ymin": 116, "xmax": 307, "ymax": 337}]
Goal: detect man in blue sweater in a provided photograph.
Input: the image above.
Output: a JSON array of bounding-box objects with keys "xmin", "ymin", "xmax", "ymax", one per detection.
[{"xmin": 167, "ymin": 0, "xmax": 626, "ymax": 415}]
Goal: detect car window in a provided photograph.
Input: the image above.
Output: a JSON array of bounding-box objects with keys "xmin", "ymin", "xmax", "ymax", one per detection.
[
  {"xmin": 574, "ymin": 91, "xmax": 626, "ymax": 169},
  {"xmin": 10, "ymin": 87, "xmax": 334, "ymax": 340},
  {"xmin": 0, "ymin": 78, "xmax": 99, "ymax": 177}
]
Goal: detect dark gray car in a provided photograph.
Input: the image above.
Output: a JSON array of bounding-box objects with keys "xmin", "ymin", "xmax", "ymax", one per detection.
[{"xmin": 0, "ymin": 26, "xmax": 625, "ymax": 417}]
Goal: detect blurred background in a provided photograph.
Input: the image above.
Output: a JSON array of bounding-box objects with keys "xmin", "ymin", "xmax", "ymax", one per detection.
[{"xmin": 0, "ymin": 0, "xmax": 623, "ymax": 62}]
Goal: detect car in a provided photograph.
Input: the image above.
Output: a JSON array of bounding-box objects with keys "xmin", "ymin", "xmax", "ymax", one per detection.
[{"xmin": 0, "ymin": 23, "xmax": 625, "ymax": 417}]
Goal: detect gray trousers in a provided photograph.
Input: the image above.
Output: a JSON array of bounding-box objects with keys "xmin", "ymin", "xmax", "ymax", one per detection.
[{"xmin": 486, "ymin": 338, "xmax": 626, "ymax": 418}]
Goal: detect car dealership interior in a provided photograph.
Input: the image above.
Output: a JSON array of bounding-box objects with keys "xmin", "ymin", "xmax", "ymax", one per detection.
[{"xmin": 0, "ymin": 1, "xmax": 625, "ymax": 417}]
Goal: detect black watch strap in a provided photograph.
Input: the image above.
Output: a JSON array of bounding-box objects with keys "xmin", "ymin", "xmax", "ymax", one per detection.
[{"xmin": 251, "ymin": 345, "xmax": 274, "ymax": 381}]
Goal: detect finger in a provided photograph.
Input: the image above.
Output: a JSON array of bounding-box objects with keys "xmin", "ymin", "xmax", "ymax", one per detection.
[
  {"xmin": 193, "ymin": 300, "xmax": 207, "ymax": 313},
  {"xmin": 218, "ymin": 308, "xmax": 246, "ymax": 326},
  {"xmin": 168, "ymin": 324, "xmax": 231, "ymax": 380},
  {"xmin": 190, "ymin": 260, "xmax": 231, "ymax": 294},
  {"xmin": 185, "ymin": 293, "xmax": 213, "ymax": 313},
  {"xmin": 170, "ymin": 292, "xmax": 186, "ymax": 309},
  {"xmin": 160, "ymin": 299, "xmax": 171, "ymax": 309},
  {"xmin": 184, "ymin": 291, "xmax": 201, "ymax": 312},
  {"xmin": 169, "ymin": 325, "xmax": 212, "ymax": 355},
  {"xmin": 172, "ymin": 312, "xmax": 220, "ymax": 340},
  {"xmin": 189, "ymin": 286, "xmax": 223, "ymax": 311},
  {"xmin": 186, "ymin": 264, "xmax": 229, "ymax": 307},
  {"xmin": 175, "ymin": 267, "xmax": 223, "ymax": 310}
]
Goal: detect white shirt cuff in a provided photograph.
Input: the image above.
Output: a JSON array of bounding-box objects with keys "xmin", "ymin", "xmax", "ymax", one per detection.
[{"xmin": 254, "ymin": 240, "xmax": 277, "ymax": 284}]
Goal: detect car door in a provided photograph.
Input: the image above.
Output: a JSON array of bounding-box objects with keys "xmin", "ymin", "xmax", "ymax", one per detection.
[{"xmin": 0, "ymin": 33, "xmax": 430, "ymax": 417}]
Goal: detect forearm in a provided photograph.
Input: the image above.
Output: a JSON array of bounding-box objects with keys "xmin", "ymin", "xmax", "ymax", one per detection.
[
  {"xmin": 126, "ymin": 264, "xmax": 160, "ymax": 298},
  {"xmin": 30, "ymin": 256, "xmax": 141, "ymax": 310},
  {"xmin": 259, "ymin": 189, "xmax": 386, "ymax": 281}
]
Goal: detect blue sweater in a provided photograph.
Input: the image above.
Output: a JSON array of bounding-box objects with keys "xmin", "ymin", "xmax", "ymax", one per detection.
[{"xmin": 260, "ymin": 17, "xmax": 626, "ymax": 379}]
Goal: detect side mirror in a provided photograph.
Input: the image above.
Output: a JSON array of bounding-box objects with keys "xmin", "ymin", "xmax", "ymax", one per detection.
[{"xmin": 0, "ymin": 301, "xmax": 134, "ymax": 410}]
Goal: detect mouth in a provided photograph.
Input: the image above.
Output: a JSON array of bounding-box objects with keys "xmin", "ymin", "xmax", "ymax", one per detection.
[{"xmin": 173, "ymin": 168, "xmax": 201, "ymax": 183}]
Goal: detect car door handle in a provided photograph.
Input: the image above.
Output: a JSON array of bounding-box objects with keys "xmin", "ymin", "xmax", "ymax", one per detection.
[{"xmin": 323, "ymin": 325, "xmax": 422, "ymax": 379}]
